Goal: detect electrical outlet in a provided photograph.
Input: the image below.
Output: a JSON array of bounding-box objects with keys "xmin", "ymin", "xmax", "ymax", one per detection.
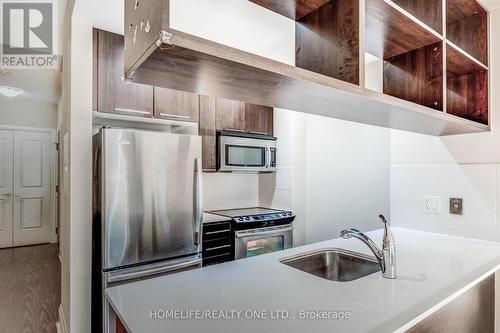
[
  {"xmin": 423, "ymin": 196, "xmax": 441, "ymax": 214},
  {"xmin": 449, "ymin": 198, "xmax": 463, "ymax": 215}
]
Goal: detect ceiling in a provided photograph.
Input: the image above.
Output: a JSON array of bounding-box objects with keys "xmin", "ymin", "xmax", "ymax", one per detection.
[
  {"xmin": 91, "ymin": 0, "xmax": 500, "ymax": 34},
  {"xmin": 92, "ymin": 0, "xmax": 123, "ymax": 34},
  {"xmin": 0, "ymin": 69, "xmax": 62, "ymax": 104},
  {"xmin": 0, "ymin": 0, "xmax": 65, "ymax": 106}
]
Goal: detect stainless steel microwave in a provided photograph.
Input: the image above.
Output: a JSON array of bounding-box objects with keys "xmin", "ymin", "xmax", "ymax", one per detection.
[{"xmin": 217, "ymin": 131, "xmax": 277, "ymax": 173}]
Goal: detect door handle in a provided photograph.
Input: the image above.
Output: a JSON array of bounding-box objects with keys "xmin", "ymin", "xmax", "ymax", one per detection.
[
  {"xmin": 159, "ymin": 113, "xmax": 191, "ymax": 120},
  {"xmin": 114, "ymin": 107, "xmax": 150, "ymax": 115},
  {"xmin": 265, "ymin": 147, "xmax": 271, "ymax": 169},
  {"xmin": 193, "ymin": 158, "xmax": 203, "ymax": 247}
]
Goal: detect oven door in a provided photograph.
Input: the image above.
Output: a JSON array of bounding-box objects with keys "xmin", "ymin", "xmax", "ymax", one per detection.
[
  {"xmin": 218, "ymin": 135, "xmax": 276, "ymax": 173},
  {"xmin": 234, "ymin": 225, "xmax": 293, "ymax": 259}
]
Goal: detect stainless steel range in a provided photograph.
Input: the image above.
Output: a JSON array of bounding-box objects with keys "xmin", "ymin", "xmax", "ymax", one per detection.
[{"xmin": 210, "ymin": 207, "xmax": 295, "ymax": 260}]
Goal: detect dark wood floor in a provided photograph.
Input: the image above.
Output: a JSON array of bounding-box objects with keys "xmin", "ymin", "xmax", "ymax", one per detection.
[{"xmin": 0, "ymin": 244, "xmax": 60, "ymax": 333}]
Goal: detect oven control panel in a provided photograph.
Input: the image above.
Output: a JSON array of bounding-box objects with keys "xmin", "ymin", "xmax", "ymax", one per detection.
[{"xmin": 233, "ymin": 211, "xmax": 293, "ymax": 223}]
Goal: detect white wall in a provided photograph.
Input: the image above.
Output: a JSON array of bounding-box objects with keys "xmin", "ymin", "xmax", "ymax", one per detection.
[
  {"xmin": 204, "ymin": 173, "xmax": 259, "ymax": 210},
  {"xmin": 259, "ymin": 109, "xmax": 307, "ymax": 245},
  {"xmin": 0, "ymin": 97, "xmax": 58, "ymax": 128},
  {"xmin": 169, "ymin": 0, "xmax": 295, "ymax": 63},
  {"xmin": 59, "ymin": 0, "xmax": 93, "ymax": 331},
  {"xmin": 390, "ymin": 7, "xmax": 500, "ymax": 241},
  {"xmin": 304, "ymin": 116, "xmax": 391, "ymax": 243}
]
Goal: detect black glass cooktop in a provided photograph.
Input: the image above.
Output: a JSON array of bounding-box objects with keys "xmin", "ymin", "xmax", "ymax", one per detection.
[
  {"xmin": 210, "ymin": 207, "xmax": 282, "ymax": 218},
  {"xmin": 209, "ymin": 207, "xmax": 295, "ymax": 230}
]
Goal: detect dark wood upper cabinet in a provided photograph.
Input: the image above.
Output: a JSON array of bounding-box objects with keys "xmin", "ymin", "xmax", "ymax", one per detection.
[
  {"xmin": 215, "ymin": 98, "xmax": 274, "ymax": 135},
  {"xmin": 245, "ymin": 104, "xmax": 274, "ymax": 136},
  {"xmin": 199, "ymin": 96, "xmax": 217, "ymax": 171},
  {"xmin": 153, "ymin": 87, "xmax": 199, "ymax": 123},
  {"xmin": 215, "ymin": 98, "xmax": 246, "ymax": 132},
  {"xmin": 200, "ymin": 97, "xmax": 274, "ymax": 172},
  {"xmin": 93, "ymin": 28, "xmax": 154, "ymax": 118}
]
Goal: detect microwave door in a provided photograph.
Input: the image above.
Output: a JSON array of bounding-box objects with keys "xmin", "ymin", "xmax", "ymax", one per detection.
[{"xmin": 219, "ymin": 136, "xmax": 270, "ymax": 172}]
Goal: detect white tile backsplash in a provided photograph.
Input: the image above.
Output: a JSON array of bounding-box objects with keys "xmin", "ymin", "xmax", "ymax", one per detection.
[
  {"xmin": 203, "ymin": 173, "xmax": 259, "ymax": 210},
  {"xmin": 391, "ymin": 164, "xmax": 500, "ymax": 241},
  {"xmin": 275, "ymin": 167, "xmax": 293, "ymax": 190}
]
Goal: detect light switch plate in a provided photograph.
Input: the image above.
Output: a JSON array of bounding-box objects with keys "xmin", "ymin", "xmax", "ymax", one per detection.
[
  {"xmin": 449, "ymin": 198, "xmax": 463, "ymax": 215},
  {"xmin": 423, "ymin": 196, "xmax": 441, "ymax": 214}
]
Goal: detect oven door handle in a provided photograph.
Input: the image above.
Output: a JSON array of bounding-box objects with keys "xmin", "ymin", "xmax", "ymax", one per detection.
[{"xmin": 235, "ymin": 225, "xmax": 294, "ymax": 238}]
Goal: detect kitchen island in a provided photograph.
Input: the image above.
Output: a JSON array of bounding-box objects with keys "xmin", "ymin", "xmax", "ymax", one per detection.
[{"xmin": 106, "ymin": 228, "xmax": 500, "ymax": 332}]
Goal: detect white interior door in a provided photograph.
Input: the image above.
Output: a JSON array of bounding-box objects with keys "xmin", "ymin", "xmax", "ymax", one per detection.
[
  {"xmin": 13, "ymin": 131, "xmax": 52, "ymax": 246},
  {"xmin": 0, "ymin": 130, "xmax": 13, "ymax": 248}
]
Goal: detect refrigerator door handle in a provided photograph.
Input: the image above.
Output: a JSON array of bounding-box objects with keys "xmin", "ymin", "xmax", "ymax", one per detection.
[
  {"xmin": 106, "ymin": 258, "xmax": 202, "ymax": 284},
  {"xmin": 193, "ymin": 158, "xmax": 203, "ymax": 246}
]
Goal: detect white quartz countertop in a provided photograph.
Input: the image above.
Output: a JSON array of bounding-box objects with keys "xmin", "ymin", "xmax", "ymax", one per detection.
[
  {"xmin": 106, "ymin": 228, "xmax": 500, "ymax": 333},
  {"xmin": 203, "ymin": 212, "xmax": 231, "ymax": 224}
]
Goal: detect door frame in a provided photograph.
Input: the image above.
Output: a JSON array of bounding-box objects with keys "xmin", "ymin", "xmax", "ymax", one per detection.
[{"xmin": 0, "ymin": 126, "xmax": 58, "ymax": 244}]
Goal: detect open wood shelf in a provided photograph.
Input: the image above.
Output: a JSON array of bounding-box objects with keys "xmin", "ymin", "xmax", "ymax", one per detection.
[
  {"xmin": 446, "ymin": 71, "xmax": 488, "ymax": 125},
  {"xmin": 447, "ymin": 0, "xmax": 486, "ymax": 24},
  {"xmin": 365, "ymin": 0, "xmax": 442, "ymax": 59},
  {"xmin": 124, "ymin": 0, "xmax": 490, "ymax": 135},
  {"xmin": 446, "ymin": 43, "xmax": 488, "ymax": 125},
  {"xmin": 446, "ymin": 41, "xmax": 487, "ymax": 77},
  {"xmin": 249, "ymin": 0, "xmax": 330, "ymax": 20},
  {"xmin": 392, "ymin": 0, "xmax": 443, "ymax": 34},
  {"xmin": 125, "ymin": 28, "xmax": 488, "ymax": 136},
  {"xmin": 446, "ymin": 0, "xmax": 488, "ymax": 65},
  {"xmin": 295, "ymin": 0, "xmax": 359, "ymax": 85},
  {"xmin": 384, "ymin": 42, "xmax": 443, "ymax": 111}
]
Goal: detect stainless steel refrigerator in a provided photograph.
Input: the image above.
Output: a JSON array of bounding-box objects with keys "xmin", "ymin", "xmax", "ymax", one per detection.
[{"xmin": 92, "ymin": 128, "xmax": 203, "ymax": 333}]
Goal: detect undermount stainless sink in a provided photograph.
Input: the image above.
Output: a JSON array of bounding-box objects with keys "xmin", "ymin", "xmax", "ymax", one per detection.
[{"xmin": 280, "ymin": 248, "xmax": 380, "ymax": 282}]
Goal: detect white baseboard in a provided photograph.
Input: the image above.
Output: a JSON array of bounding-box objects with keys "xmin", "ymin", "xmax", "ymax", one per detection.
[{"xmin": 58, "ymin": 305, "xmax": 68, "ymax": 333}]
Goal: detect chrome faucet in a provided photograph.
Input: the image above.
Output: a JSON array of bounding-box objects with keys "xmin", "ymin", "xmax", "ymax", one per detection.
[{"xmin": 340, "ymin": 215, "xmax": 396, "ymax": 279}]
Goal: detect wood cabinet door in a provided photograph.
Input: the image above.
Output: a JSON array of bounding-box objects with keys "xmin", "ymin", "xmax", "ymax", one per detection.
[
  {"xmin": 245, "ymin": 104, "xmax": 274, "ymax": 136},
  {"xmin": 153, "ymin": 87, "xmax": 199, "ymax": 123},
  {"xmin": 215, "ymin": 98, "xmax": 246, "ymax": 132},
  {"xmin": 94, "ymin": 29, "xmax": 154, "ymax": 117},
  {"xmin": 199, "ymin": 96, "xmax": 217, "ymax": 171}
]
